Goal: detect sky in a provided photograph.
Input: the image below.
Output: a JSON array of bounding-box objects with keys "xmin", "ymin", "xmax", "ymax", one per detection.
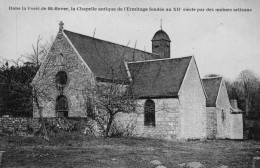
[{"xmin": 0, "ymin": 0, "xmax": 259, "ymax": 80}]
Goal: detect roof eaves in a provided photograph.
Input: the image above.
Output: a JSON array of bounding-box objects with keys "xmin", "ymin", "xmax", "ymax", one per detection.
[
  {"xmin": 192, "ymin": 56, "xmax": 208, "ymax": 99},
  {"xmin": 230, "ymin": 107, "xmax": 244, "ymax": 114},
  {"xmin": 127, "ymin": 55, "xmax": 193, "ymax": 64},
  {"xmin": 215, "ymin": 77, "xmax": 223, "ymax": 107},
  {"xmin": 203, "ymin": 76, "xmax": 222, "ymax": 79},
  {"xmin": 138, "ymin": 95, "xmax": 178, "ymax": 99},
  {"xmin": 177, "ymin": 56, "xmax": 193, "ymax": 96},
  {"xmin": 124, "ymin": 61, "xmax": 132, "ymax": 82}
]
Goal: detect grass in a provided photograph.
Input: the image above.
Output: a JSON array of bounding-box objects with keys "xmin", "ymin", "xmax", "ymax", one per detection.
[{"xmin": 0, "ymin": 133, "xmax": 260, "ymax": 168}]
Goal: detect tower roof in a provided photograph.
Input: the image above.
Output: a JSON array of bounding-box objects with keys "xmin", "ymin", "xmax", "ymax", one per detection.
[{"xmin": 152, "ymin": 30, "xmax": 171, "ymax": 42}]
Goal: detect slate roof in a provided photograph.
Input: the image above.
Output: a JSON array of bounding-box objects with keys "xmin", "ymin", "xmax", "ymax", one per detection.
[
  {"xmin": 202, "ymin": 77, "xmax": 222, "ymax": 107},
  {"xmin": 63, "ymin": 30, "xmax": 159, "ymax": 83},
  {"xmin": 127, "ymin": 56, "xmax": 192, "ymax": 98},
  {"xmin": 152, "ymin": 30, "xmax": 171, "ymax": 42}
]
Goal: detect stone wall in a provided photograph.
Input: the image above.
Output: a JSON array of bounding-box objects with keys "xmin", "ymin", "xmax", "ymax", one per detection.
[
  {"xmin": 230, "ymin": 113, "xmax": 243, "ymax": 139},
  {"xmin": 178, "ymin": 57, "xmax": 207, "ymax": 140},
  {"xmin": 0, "ymin": 117, "xmax": 32, "ymax": 135},
  {"xmin": 0, "ymin": 117, "xmax": 96, "ymax": 136},
  {"xmin": 115, "ymin": 98, "xmax": 180, "ymax": 140},
  {"xmin": 212, "ymin": 80, "xmax": 244, "ymax": 139},
  {"xmin": 32, "ymin": 30, "xmax": 95, "ymax": 118},
  {"xmin": 206, "ymin": 107, "xmax": 217, "ymax": 139},
  {"xmin": 115, "ymin": 57, "xmax": 207, "ymax": 141},
  {"xmin": 216, "ymin": 107, "xmax": 232, "ymax": 139}
]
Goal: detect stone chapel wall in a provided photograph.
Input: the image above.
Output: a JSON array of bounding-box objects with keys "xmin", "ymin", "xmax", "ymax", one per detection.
[
  {"xmin": 215, "ymin": 80, "xmax": 232, "ymax": 139},
  {"xmin": 115, "ymin": 98, "xmax": 180, "ymax": 140},
  {"xmin": 206, "ymin": 107, "xmax": 217, "ymax": 139},
  {"xmin": 33, "ymin": 31, "xmax": 95, "ymax": 118},
  {"xmin": 178, "ymin": 58, "xmax": 207, "ymax": 140}
]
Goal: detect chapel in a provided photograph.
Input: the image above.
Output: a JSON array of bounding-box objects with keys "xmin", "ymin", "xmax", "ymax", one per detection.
[{"xmin": 32, "ymin": 22, "xmax": 243, "ymax": 140}]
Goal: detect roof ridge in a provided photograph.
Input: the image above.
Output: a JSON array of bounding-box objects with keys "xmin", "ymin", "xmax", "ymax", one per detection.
[
  {"xmin": 127, "ymin": 55, "xmax": 192, "ymax": 64},
  {"xmin": 202, "ymin": 76, "xmax": 222, "ymax": 79},
  {"xmin": 63, "ymin": 29, "xmax": 158, "ymax": 56}
]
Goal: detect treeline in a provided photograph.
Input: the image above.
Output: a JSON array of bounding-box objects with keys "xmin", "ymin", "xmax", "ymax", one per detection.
[
  {"xmin": 0, "ymin": 36, "xmax": 50, "ymax": 117},
  {"xmin": 0, "ymin": 62, "xmax": 39, "ymax": 117},
  {"xmin": 225, "ymin": 70, "xmax": 260, "ymax": 119}
]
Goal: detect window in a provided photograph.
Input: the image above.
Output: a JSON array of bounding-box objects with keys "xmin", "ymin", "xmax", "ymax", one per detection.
[
  {"xmin": 221, "ymin": 109, "xmax": 225, "ymax": 122},
  {"xmin": 55, "ymin": 71, "xmax": 68, "ymax": 91},
  {"xmin": 87, "ymin": 98, "xmax": 95, "ymax": 118},
  {"xmin": 144, "ymin": 99, "xmax": 155, "ymax": 126},
  {"xmin": 56, "ymin": 95, "xmax": 68, "ymax": 117},
  {"xmin": 56, "ymin": 71, "xmax": 67, "ymax": 85}
]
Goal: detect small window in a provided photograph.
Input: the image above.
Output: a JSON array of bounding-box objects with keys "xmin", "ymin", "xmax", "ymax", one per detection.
[
  {"xmin": 221, "ymin": 109, "xmax": 225, "ymax": 122},
  {"xmin": 144, "ymin": 99, "xmax": 155, "ymax": 126},
  {"xmin": 87, "ymin": 98, "xmax": 95, "ymax": 118},
  {"xmin": 154, "ymin": 45, "xmax": 159, "ymax": 48},
  {"xmin": 56, "ymin": 71, "xmax": 67, "ymax": 86}
]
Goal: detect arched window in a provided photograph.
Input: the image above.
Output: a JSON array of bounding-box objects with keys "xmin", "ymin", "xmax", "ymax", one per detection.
[
  {"xmin": 144, "ymin": 99, "xmax": 155, "ymax": 126},
  {"xmin": 56, "ymin": 95, "xmax": 68, "ymax": 117}
]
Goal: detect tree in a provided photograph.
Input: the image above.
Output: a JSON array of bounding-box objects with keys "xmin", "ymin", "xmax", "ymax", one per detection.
[
  {"xmin": 0, "ymin": 63, "xmax": 38, "ymax": 117},
  {"xmin": 83, "ymin": 79, "xmax": 138, "ymax": 137},
  {"xmin": 0, "ymin": 36, "xmax": 53, "ymax": 140},
  {"xmin": 0, "ymin": 34, "xmax": 54, "ymax": 117},
  {"xmin": 236, "ymin": 70, "xmax": 259, "ymax": 117},
  {"xmin": 23, "ymin": 35, "xmax": 54, "ymax": 67}
]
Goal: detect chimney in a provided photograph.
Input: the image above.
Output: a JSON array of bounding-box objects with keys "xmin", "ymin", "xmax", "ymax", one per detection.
[{"xmin": 230, "ymin": 99, "xmax": 238, "ymax": 109}]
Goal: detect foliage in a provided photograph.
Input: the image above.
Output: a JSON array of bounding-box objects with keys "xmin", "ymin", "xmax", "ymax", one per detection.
[
  {"xmin": 109, "ymin": 118, "xmax": 137, "ymax": 137},
  {"xmin": 0, "ymin": 64, "xmax": 39, "ymax": 117},
  {"xmin": 205, "ymin": 70, "xmax": 260, "ymax": 140},
  {"xmin": 225, "ymin": 70, "xmax": 260, "ymax": 118},
  {"xmin": 84, "ymin": 81, "xmax": 137, "ymax": 137}
]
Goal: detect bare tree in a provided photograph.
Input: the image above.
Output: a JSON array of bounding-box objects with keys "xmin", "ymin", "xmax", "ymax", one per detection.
[
  {"xmin": 0, "ymin": 35, "xmax": 55, "ymax": 140},
  {"xmin": 23, "ymin": 35, "xmax": 54, "ymax": 67},
  {"xmin": 236, "ymin": 70, "xmax": 259, "ymax": 116},
  {"xmin": 83, "ymin": 79, "xmax": 138, "ymax": 137}
]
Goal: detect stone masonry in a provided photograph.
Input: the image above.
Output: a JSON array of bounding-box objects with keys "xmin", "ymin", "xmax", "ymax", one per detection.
[
  {"xmin": 115, "ymin": 57, "xmax": 207, "ymax": 140},
  {"xmin": 32, "ymin": 31, "xmax": 95, "ymax": 118},
  {"xmin": 178, "ymin": 57, "xmax": 206, "ymax": 140}
]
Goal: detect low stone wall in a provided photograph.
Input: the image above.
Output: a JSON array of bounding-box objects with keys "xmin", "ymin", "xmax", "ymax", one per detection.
[
  {"xmin": 0, "ymin": 117, "xmax": 36, "ymax": 135},
  {"xmin": 0, "ymin": 117, "xmax": 99, "ymax": 136}
]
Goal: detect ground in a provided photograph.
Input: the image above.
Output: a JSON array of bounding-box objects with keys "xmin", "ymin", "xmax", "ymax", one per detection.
[{"xmin": 0, "ymin": 133, "xmax": 259, "ymax": 168}]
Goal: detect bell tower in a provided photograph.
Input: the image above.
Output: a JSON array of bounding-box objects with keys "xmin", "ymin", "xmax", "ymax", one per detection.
[{"xmin": 152, "ymin": 29, "xmax": 171, "ymax": 59}]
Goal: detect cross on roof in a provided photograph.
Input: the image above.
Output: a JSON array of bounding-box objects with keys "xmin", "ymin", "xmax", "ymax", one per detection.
[{"xmin": 59, "ymin": 21, "xmax": 64, "ymax": 30}]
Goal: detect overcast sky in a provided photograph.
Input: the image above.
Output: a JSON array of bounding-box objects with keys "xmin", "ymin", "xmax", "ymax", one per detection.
[{"xmin": 0, "ymin": 0, "xmax": 259, "ymax": 80}]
